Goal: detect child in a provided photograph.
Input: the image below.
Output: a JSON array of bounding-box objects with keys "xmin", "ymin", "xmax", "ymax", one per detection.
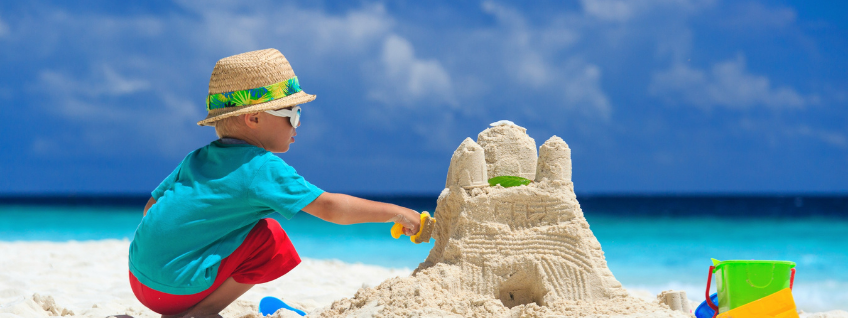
[{"xmin": 128, "ymin": 48, "xmax": 422, "ymax": 318}]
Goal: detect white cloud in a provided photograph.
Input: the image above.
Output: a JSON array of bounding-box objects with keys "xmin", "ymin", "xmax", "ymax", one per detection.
[
  {"xmin": 580, "ymin": 0, "xmax": 715, "ymax": 22},
  {"xmin": 38, "ymin": 66, "xmax": 150, "ymax": 98},
  {"xmin": 0, "ymin": 16, "xmax": 9, "ymax": 38},
  {"xmin": 184, "ymin": 2, "xmax": 393, "ymax": 58},
  {"xmin": 481, "ymin": 1, "xmax": 552, "ymax": 87},
  {"xmin": 581, "ymin": 0, "xmax": 636, "ymax": 22},
  {"xmin": 303, "ymin": 4, "xmax": 393, "ymax": 53},
  {"xmin": 21, "ymin": 1, "xmax": 630, "ymax": 146},
  {"xmin": 177, "ymin": 3, "xmax": 449, "ymax": 108},
  {"xmin": 21, "ymin": 2, "xmax": 401, "ymax": 156},
  {"xmin": 561, "ymin": 60, "xmax": 612, "ymax": 118},
  {"xmin": 650, "ymin": 55, "xmax": 810, "ymax": 109},
  {"xmin": 480, "ymin": 2, "xmax": 611, "ymax": 118},
  {"xmin": 740, "ymin": 118, "xmax": 848, "ymax": 150},
  {"xmin": 722, "ymin": 2, "xmax": 797, "ymax": 29},
  {"xmin": 181, "ymin": 2, "xmax": 457, "ymax": 109},
  {"xmin": 12, "ymin": 1, "xmax": 832, "ymax": 159},
  {"xmin": 368, "ymin": 34, "xmax": 455, "ymax": 106},
  {"xmin": 794, "ymin": 126, "xmax": 848, "ymax": 149},
  {"xmin": 35, "ymin": 66, "xmax": 202, "ymax": 157}
]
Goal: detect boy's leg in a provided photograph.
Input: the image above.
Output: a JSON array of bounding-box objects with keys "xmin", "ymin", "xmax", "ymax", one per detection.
[
  {"xmin": 168, "ymin": 278, "xmax": 254, "ymax": 318},
  {"xmin": 151, "ymin": 218, "xmax": 298, "ymax": 317}
]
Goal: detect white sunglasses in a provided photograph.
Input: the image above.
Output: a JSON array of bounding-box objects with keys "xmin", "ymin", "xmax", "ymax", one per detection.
[{"xmin": 265, "ymin": 106, "xmax": 301, "ymax": 127}]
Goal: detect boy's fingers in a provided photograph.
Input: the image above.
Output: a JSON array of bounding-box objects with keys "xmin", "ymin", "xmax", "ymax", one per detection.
[
  {"xmin": 387, "ymin": 214, "xmax": 408, "ymax": 225},
  {"xmin": 406, "ymin": 222, "xmax": 420, "ymax": 236},
  {"xmin": 389, "ymin": 211, "xmax": 421, "ymax": 236},
  {"xmin": 389, "ymin": 214, "xmax": 415, "ymax": 230}
]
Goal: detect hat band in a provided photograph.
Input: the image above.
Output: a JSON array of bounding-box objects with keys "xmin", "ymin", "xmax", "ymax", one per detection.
[{"xmin": 206, "ymin": 77, "xmax": 302, "ymax": 111}]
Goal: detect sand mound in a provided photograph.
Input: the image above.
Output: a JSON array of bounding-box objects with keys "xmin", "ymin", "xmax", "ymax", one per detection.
[
  {"xmin": 0, "ymin": 293, "xmax": 74, "ymax": 317},
  {"xmin": 800, "ymin": 311, "xmax": 848, "ymax": 318},
  {"xmin": 318, "ymin": 124, "xmax": 688, "ymax": 317},
  {"xmin": 319, "ymin": 264, "xmax": 681, "ymax": 317}
]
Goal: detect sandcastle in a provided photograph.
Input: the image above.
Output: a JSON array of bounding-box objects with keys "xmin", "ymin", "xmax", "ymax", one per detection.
[
  {"xmin": 319, "ymin": 123, "xmax": 685, "ymax": 317},
  {"xmin": 420, "ymin": 123, "xmax": 626, "ymax": 307}
]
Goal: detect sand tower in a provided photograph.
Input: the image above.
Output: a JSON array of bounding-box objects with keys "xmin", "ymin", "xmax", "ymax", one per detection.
[
  {"xmin": 477, "ymin": 123, "xmax": 538, "ymax": 181},
  {"xmin": 445, "ymin": 138, "xmax": 489, "ymax": 189},
  {"xmin": 535, "ymin": 136, "xmax": 572, "ymax": 183}
]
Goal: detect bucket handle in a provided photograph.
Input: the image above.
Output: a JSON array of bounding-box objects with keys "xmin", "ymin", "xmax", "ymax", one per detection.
[
  {"xmin": 706, "ymin": 265, "xmax": 718, "ymax": 318},
  {"xmin": 790, "ymin": 268, "xmax": 795, "ymax": 290}
]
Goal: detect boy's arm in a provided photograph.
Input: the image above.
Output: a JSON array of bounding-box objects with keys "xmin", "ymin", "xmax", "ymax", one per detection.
[
  {"xmin": 302, "ymin": 193, "xmax": 421, "ymax": 236},
  {"xmin": 143, "ymin": 197, "xmax": 156, "ymax": 217}
]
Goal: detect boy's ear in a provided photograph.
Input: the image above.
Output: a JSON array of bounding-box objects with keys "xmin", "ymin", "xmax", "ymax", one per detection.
[{"xmin": 244, "ymin": 113, "xmax": 261, "ymax": 128}]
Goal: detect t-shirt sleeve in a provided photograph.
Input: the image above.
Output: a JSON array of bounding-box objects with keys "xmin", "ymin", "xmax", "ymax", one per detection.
[
  {"xmin": 151, "ymin": 165, "xmax": 181, "ymax": 200},
  {"xmin": 249, "ymin": 157, "xmax": 324, "ymax": 219}
]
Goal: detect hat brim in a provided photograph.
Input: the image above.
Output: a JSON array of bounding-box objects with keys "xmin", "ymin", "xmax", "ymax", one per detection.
[{"xmin": 197, "ymin": 91, "xmax": 316, "ymax": 126}]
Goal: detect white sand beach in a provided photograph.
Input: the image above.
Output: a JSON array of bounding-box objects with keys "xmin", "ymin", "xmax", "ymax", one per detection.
[{"xmin": 1, "ymin": 240, "xmax": 846, "ymax": 317}]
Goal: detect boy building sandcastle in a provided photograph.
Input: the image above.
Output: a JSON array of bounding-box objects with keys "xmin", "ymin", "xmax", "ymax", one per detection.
[{"xmin": 128, "ymin": 49, "xmax": 422, "ymax": 318}]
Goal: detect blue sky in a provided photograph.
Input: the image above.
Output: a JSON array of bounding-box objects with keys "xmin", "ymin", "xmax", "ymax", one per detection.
[{"xmin": 0, "ymin": 0, "xmax": 846, "ymax": 194}]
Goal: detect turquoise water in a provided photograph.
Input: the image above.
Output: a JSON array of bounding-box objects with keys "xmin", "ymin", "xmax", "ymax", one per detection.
[
  {"xmin": 0, "ymin": 205, "xmax": 434, "ymax": 268},
  {"xmin": 1, "ymin": 204, "xmax": 846, "ymax": 311}
]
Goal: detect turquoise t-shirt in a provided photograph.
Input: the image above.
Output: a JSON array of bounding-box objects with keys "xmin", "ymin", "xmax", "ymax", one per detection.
[{"xmin": 129, "ymin": 140, "xmax": 324, "ymax": 295}]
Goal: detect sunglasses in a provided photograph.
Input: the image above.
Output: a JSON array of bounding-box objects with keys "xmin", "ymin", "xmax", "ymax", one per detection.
[{"xmin": 265, "ymin": 106, "xmax": 301, "ymax": 127}]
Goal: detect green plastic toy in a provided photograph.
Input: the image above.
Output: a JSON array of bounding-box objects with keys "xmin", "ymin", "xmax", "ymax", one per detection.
[{"xmin": 487, "ymin": 176, "xmax": 532, "ymax": 188}]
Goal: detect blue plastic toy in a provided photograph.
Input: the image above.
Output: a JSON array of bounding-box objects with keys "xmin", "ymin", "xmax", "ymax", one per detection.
[
  {"xmin": 259, "ymin": 296, "xmax": 306, "ymax": 316},
  {"xmin": 695, "ymin": 293, "xmax": 719, "ymax": 318}
]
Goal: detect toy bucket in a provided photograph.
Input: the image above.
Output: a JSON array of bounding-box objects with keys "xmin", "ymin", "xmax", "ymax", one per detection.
[{"xmin": 705, "ymin": 259, "xmax": 795, "ymax": 315}]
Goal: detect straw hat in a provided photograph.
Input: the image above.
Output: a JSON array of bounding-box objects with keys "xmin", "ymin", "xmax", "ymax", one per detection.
[{"xmin": 197, "ymin": 48, "xmax": 316, "ymax": 126}]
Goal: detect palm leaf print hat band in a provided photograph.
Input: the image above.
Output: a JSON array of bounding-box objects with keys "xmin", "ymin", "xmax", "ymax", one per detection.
[{"xmin": 197, "ymin": 48, "xmax": 316, "ymax": 126}]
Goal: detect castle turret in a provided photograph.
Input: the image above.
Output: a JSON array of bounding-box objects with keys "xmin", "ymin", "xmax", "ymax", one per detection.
[
  {"xmin": 535, "ymin": 136, "xmax": 572, "ymax": 183},
  {"xmin": 477, "ymin": 123, "xmax": 537, "ymax": 180},
  {"xmin": 445, "ymin": 138, "xmax": 489, "ymax": 188}
]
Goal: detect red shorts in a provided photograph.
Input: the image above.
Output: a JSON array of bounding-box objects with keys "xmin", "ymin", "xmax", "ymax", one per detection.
[{"xmin": 129, "ymin": 218, "xmax": 300, "ymax": 315}]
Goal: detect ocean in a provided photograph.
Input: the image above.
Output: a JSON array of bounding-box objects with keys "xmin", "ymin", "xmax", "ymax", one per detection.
[{"xmin": 1, "ymin": 194, "xmax": 846, "ymax": 312}]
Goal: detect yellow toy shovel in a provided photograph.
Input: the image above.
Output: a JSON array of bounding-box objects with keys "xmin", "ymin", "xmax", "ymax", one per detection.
[{"xmin": 391, "ymin": 211, "xmax": 436, "ymax": 244}]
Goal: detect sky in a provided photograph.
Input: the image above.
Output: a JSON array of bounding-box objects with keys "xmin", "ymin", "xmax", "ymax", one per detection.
[{"xmin": 0, "ymin": 0, "xmax": 846, "ymax": 195}]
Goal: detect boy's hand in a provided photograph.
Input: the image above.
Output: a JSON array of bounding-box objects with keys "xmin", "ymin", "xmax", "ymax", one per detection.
[{"xmin": 389, "ymin": 209, "xmax": 421, "ymax": 236}]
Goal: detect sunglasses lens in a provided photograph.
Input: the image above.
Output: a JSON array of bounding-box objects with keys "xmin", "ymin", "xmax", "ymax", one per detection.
[{"xmin": 292, "ymin": 108, "xmax": 301, "ymax": 127}]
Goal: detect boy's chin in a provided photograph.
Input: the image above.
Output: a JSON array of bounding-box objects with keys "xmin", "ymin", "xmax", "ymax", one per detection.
[{"xmin": 271, "ymin": 146, "xmax": 291, "ymax": 153}]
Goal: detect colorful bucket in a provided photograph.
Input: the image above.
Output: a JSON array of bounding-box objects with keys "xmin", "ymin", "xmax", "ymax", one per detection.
[{"xmin": 706, "ymin": 258, "xmax": 796, "ymax": 313}]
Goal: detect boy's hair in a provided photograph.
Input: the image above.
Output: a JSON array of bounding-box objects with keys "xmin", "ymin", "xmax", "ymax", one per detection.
[{"xmin": 213, "ymin": 115, "xmax": 245, "ymax": 138}]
